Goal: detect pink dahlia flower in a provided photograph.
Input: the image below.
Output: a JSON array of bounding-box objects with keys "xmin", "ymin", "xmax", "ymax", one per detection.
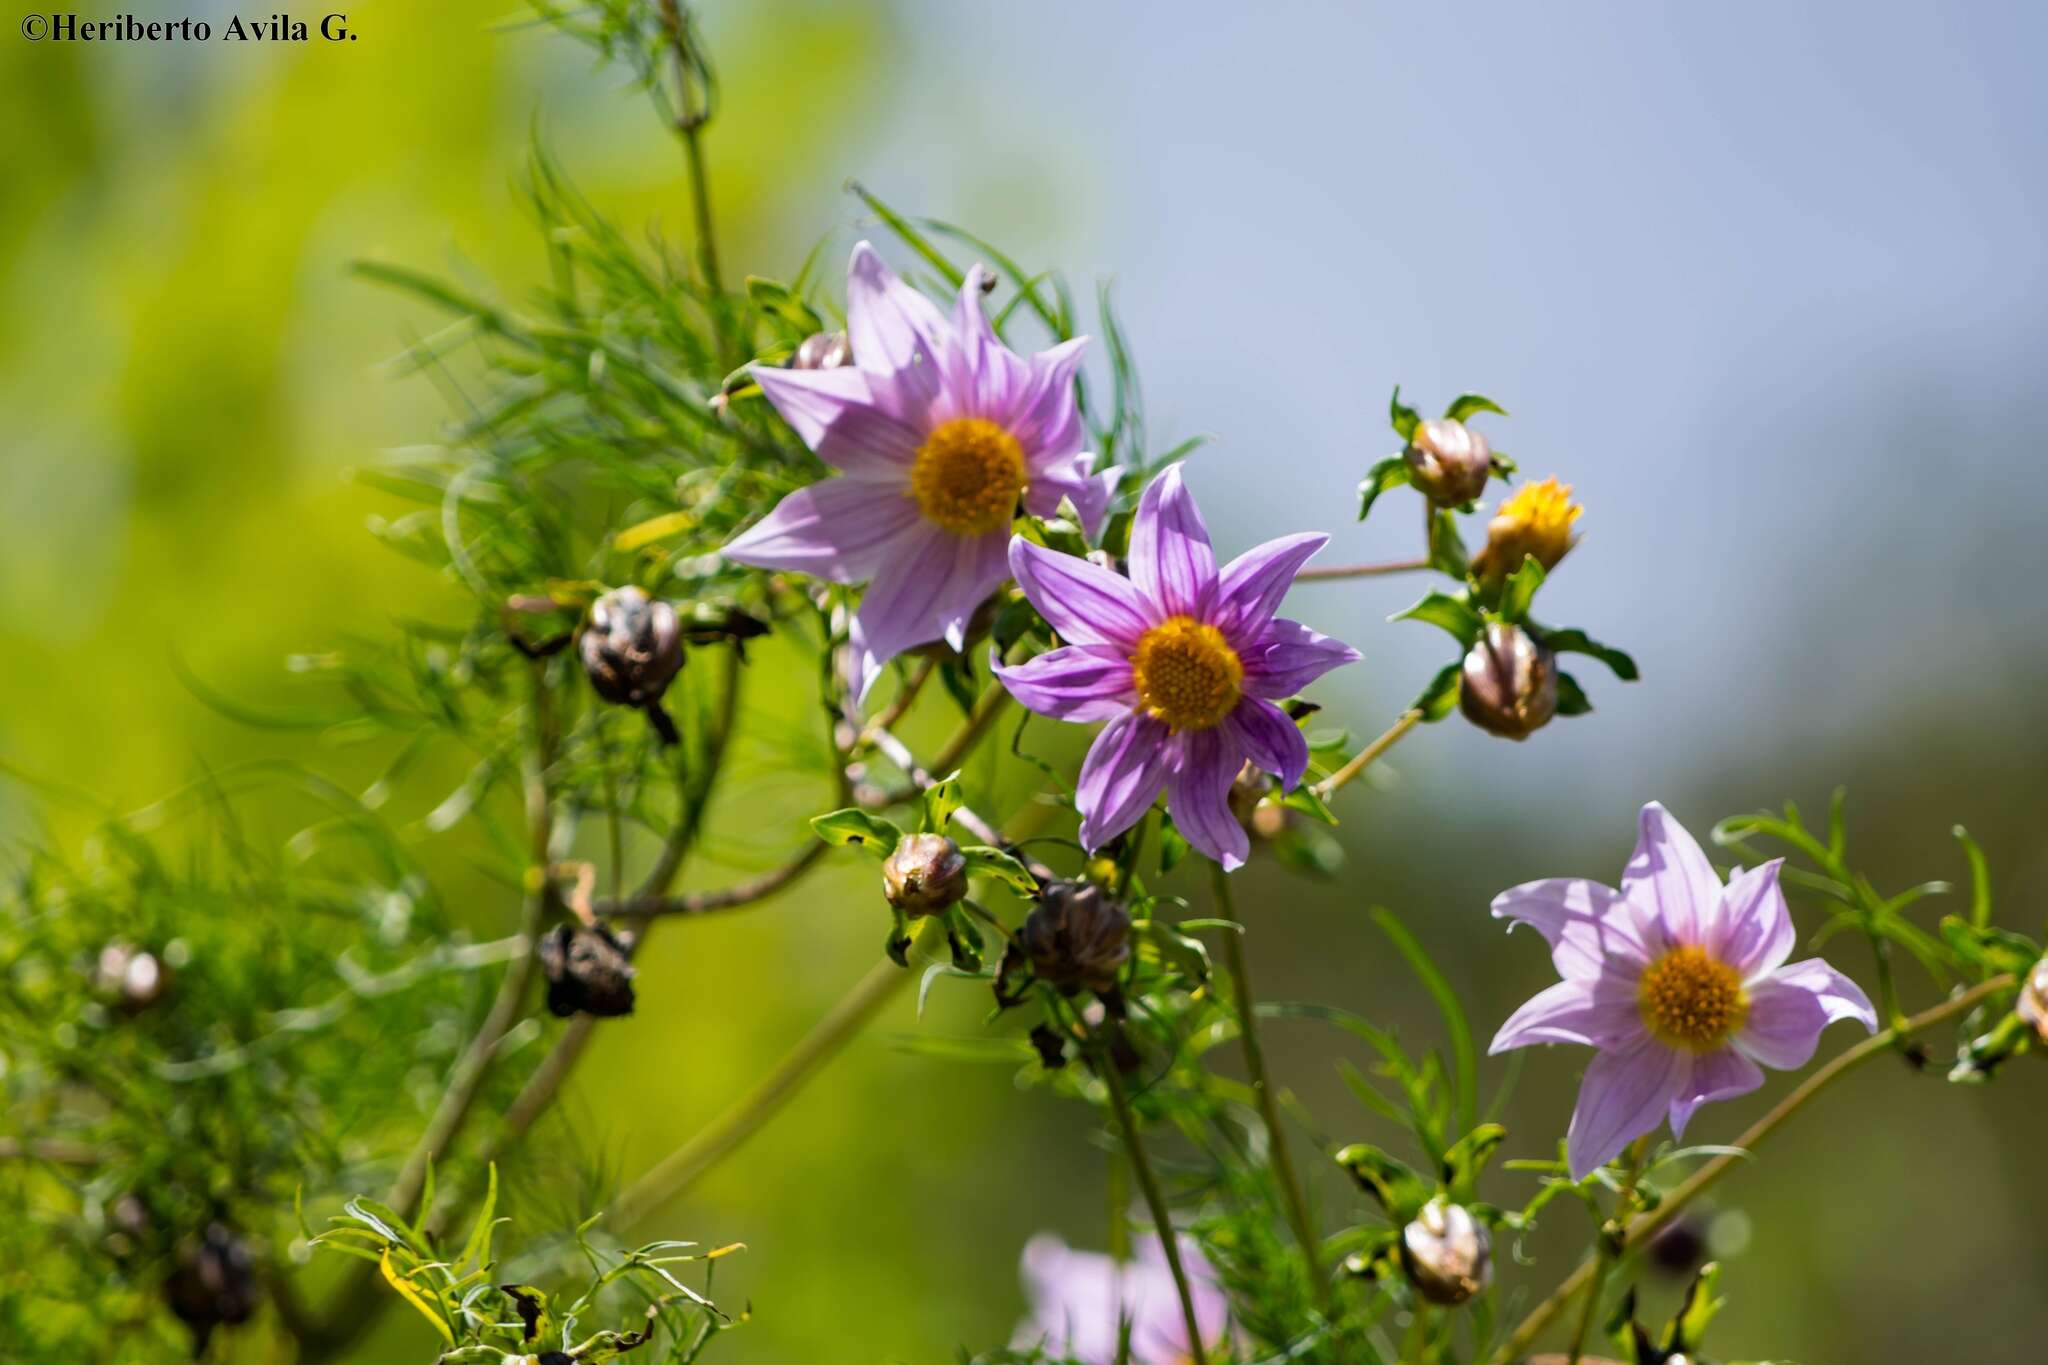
[
  {"xmin": 1490, "ymin": 801, "xmax": 1877, "ymax": 1177},
  {"xmin": 995, "ymin": 464, "xmax": 1360, "ymax": 870},
  {"xmin": 724, "ymin": 242, "xmax": 1114, "ymax": 698},
  {"xmin": 1016, "ymin": 1232, "xmax": 1228, "ymax": 1365}
]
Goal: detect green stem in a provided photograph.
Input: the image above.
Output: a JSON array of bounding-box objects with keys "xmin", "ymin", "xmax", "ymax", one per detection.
[
  {"xmin": 1565, "ymin": 1137, "xmax": 1648, "ymax": 1365},
  {"xmin": 658, "ymin": 0, "xmax": 723, "ymax": 298},
  {"xmin": 1313, "ymin": 709, "xmax": 1422, "ymax": 801},
  {"xmin": 1487, "ymin": 972, "xmax": 2016, "ymax": 1365},
  {"xmin": 1211, "ymin": 860, "xmax": 1328, "ymax": 1306},
  {"xmin": 1098, "ymin": 1040, "xmax": 1210, "ymax": 1365}
]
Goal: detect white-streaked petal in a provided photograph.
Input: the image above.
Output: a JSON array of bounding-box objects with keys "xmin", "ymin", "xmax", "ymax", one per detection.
[
  {"xmin": 1620, "ymin": 802, "xmax": 1725, "ymax": 948},
  {"xmin": 1491, "ymin": 877, "xmax": 1652, "ymax": 980},
  {"xmin": 1566, "ymin": 1038, "xmax": 1690, "ymax": 1179},
  {"xmin": 723, "ymin": 479, "xmax": 922, "ymax": 582}
]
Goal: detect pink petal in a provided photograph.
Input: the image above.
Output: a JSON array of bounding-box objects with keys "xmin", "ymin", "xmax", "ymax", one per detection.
[
  {"xmin": 1668, "ymin": 1046, "xmax": 1765, "ymax": 1138},
  {"xmin": 1491, "ymin": 878, "xmax": 1653, "ymax": 981},
  {"xmin": 1566, "ymin": 1038, "xmax": 1690, "ymax": 1179},
  {"xmin": 1621, "ymin": 802, "xmax": 1725, "ymax": 949},
  {"xmin": 1009, "ymin": 538, "xmax": 1154, "ymax": 648},
  {"xmin": 1490, "ymin": 975, "xmax": 1645, "ymax": 1053},
  {"xmin": 845, "ymin": 241, "xmax": 944, "ymax": 423},
  {"xmin": 1166, "ymin": 727, "xmax": 1249, "ymax": 870},
  {"xmin": 1713, "ymin": 859, "xmax": 1795, "ymax": 980},
  {"xmin": 751, "ymin": 365, "xmax": 922, "ymax": 480},
  {"xmin": 1128, "ymin": 464, "xmax": 1216, "ymax": 619},
  {"xmin": 851, "ymin": 527, "xmax": 1003, "ymax": 679},
  {"xmin": 1239, "ymin": 618, "xmax": 1361, "ymax": 700},
  {"xmin": 993, "ymin": 644, "xmax": 1136, "ymax": 722},
  {"xmin": 1008, "ymin": 335, "xmax": 1091, "ymax": 465},
  {"xmin": 934, "ymin": 264, "xmax": 1035, "ymax": 425},
  {"xmin": 1220, "ymin": 697, "xmax": 1309, "ymax": 790},
  {"xmin": 723, "ymin": 478, "xmax": 923, "ymax": 582},
  {"xmin": 1736, "ymin": 958, "xmax": 1876, "ymax": 1069},
  {"xmin": 1214, "ymin": 532, "xmax": 1328, "ymax": 645},
  {"xmin": 1076, "ymin": 711, "xmax": 1175, "ymax": 852}
]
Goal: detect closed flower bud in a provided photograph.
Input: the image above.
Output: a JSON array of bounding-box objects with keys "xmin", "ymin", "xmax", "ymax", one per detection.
[
  {"xmin": 538, "ymin": 923, "xmax": 636, "ymax": 1018},
  {"xmin": 165, "ymin": 1222, "xmax": 261, "ymax": 1349},
  {"xmin": 882, "ymin": 832, "xmax": 968, "ymax": 916},
  {"xmin": 1472, "ymin": 477, "xmax": 1582, "ymax": 586},
  {"xmin": 2018, "ymin": 957, "xmax": 2048, "ymax": 1044},
  {"xmin": 1021, "ymin": 881, "xmax": 1132, "ymax": 995},
  {"xmin": 790, "ymin": 330, "xmax": 852, "ymax": 370},
  {"xmin": 1404, "ymin": 418, "xmax": 1494, "ymax": 506},
  {"xmin": 580, "ymin": 587, "xmax": 684, "ymax": 710},
  {"xmin": 96, "ymin": 942, "xmax": 169, "ymax": 1016},
  {"xmin": 1400, "ymin": 1198, "xmax": 1491, "ymax": 1306},
  {"xmin": 1460, "ymin": 622, "xmax": 1558, "ymax": 740}
]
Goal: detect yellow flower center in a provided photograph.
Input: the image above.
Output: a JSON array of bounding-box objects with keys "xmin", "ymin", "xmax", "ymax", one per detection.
[
  {"xmin": 1476, "ymin": 476, "xmax": 1583, "ymax": 581},
  {"xmin": 909, "ymin": 417, "xmax": 1027, "ymax": 535},
  {"xmin": 1637, "ymin": 945, "xmax": 1747, "ymax": 1051},
  {"xmin": 1132, "ymin": 617, "xmax": 1243, "ymax": 732}
]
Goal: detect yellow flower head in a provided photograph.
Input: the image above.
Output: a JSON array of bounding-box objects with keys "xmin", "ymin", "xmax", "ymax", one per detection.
[{"xmin": 1473, "ymin": 477, "xmax": 1582, "ymax": 585}]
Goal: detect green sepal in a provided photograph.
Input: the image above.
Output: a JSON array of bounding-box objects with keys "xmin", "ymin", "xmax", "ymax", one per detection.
[
  {"xmin": 811, "ymin": 807, "xmax": 903, "ymax": 857},
  {"xmin": 1393, "ymin": 591, "xmax": 1483, "ymax": 647},
  {"xmin": 1442, "ymin": 1123, "xmax": 1507, "ymax": 1202},
  {"xmin": 884, "ymin": 908, "xmax": 914, "ymax": 968},
  {"xmin": 1534, "ymin": 624, "xmax": 1640, "ymax": 681},
  {"xmin": 959, "ymin": 845, "xmax": 1037, "ymax": 897},
  {"xmin": 1938, "ymin": 916, "xmax": 2038, "ymax": 976},
  {"xmin": 744, "ymin": 274, "xmax": 825, "ymax": 338},
  {"xmin": 1443, "ymin": 393, "xmax": 1507, "ymax": 423},
  {"xmin": 1670, "ymin": 1261, "xmax": 1726, "ymax": 1352},
  {"xmin": 1335, "ymin": 1142, "xmax": 1431, "ymax": 1219},
  {"xmin": 1339, "ymin": 1226, "xmax": 1403, "ymax": 1281},
  {"xmin": 1158, "ymin": 816, "xmax": 1189, "ymax": 873},
  {"xmin": 922, "ymin": 772, "xmax": 964, "ymax": 834},
  {"xmin": 1413, "ymin": 661, "xmax": 1464, "ymax": 722},
  {"xmin": 945, "ymin": 907, "xmax": 985, "ymax": 973},
  {"xmin": 1555, "ymin": 671, "xmax": 1593, "ymax": 716},
  {"xmin": 1136, "ymin": 917, "xmax": 1211, "ymax": 989},
  {"xmin": 1358, "ymin": 454, "xmax": 1412, "ymax": 523},
  {"xmin": 1280, "ymin": 783, "xmax": 1338, "ymax": 827},
  {"xmin": 1389, "ymin": 385, "xmax": 1421, "ymax": 442},
  {"xmin": 1498, "ymin": 555, "xmax": 1545, "ymax": 624}
]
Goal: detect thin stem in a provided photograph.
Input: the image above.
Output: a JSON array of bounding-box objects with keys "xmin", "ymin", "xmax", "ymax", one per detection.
[
  {"xmin": 1312, "ymin": 709, "xmax": 1423, "ymax": 801},
  {"xmin": 1293, "ymin": 557, "xmax": 1432, "ymax": 583},
  {"xmin": 657, "ymin": 0, "xmax": 722, "ymax": 297},
  {"xmin": 597, "ymin": 841, "xmax": 829, "ymax": 919},
  {"xmin": 1211, "ymin": 860, "xmax": 1328, "ymax": 1306},
  {"xmin": 606, "ymin": 954, "xmax": 912, "ymax": 1230},
  {"xmin": 1099, "ymin": 1041, "xmax": 1210, "ymax": 1365},
  {"xmin": 1487, "ymin": 972, "xmax": 2016, "ymax": 1365},
  {"xmin": 1565, "ymin": 1138, "xmax": 1648, "ymax": 1365}
]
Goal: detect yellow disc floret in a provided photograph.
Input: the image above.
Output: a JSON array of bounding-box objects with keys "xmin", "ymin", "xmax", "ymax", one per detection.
[
  {"xmin": 1637, "ymin": 945, "xmax": 1747, "ymax": 1051},
  {"xmin": 1132, "ymin": 617, "xmax": 1243, "ymax": 732},
  {"xmin": 1473, "ymin": 476, "xmax": 1583, "ymax": 584},
  {"xmin": 909, "ymin": 417, "xmax": 1028, "ymax": 535}
]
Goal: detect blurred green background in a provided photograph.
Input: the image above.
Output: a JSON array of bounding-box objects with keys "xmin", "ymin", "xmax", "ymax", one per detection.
[{"xmin": 4, "ymin": 1, "xmax": 2046, "ymax": 1360}]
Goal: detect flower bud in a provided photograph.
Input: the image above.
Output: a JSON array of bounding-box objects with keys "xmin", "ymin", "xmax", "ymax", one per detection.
[
  {"xmin": 1460, "ymin": 622, "xmax": 1558, "ymax": 740},
  {"xmin": 96, "ymin": 942, "xmax": 169, "ymax": 1016},
  {"xmin": 538, "ymin": 923, "xmax": 636, "ymax": 1018},
  {"xmin": 1399, "ymin": 1198, "xmax": 1491, "ymax": 1306},
  {"xmin": 579, "ymin": 587, "xmax": 684, "ymax": 710},
  {"xmin": 1021, "ymin": 880, "xmax": 1132, "ymax": 995},
  {"xmin": 790, "ymin": 330, "xmax": 852, "ymax": 370},
  {"xmin": 1471, "ymin": 476, "xmax": 1582, "ymax": 587},
  {"xmin": 165, "ymin": 1222, "xmax": 261, "ymax": 1350},
  {"xmin": 882, "ymin": 832, "xmax": 968, "ymax": 916},
  {"xmin": 1403, "ymin": 418, "xmax": 1494, "ymax": 506},
  {"xmin": 2017, "ymin": 957, "xmax": 2048, "ymax": 1044}
]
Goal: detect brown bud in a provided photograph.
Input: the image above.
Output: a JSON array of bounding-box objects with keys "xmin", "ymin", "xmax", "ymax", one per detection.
[
  {"xmin": 96, "ymin": 942, "xmax": 170, "ymax": 1016},
  {"xmin": 790, "ymin": 330, "xmax": 852, "ymax": 370},
  {"xmin": 882, "ymin": 833, "xmax": 968, "ymax": 916},
  {"xmin": 1400, "ymin": 1198, "xmax": 1492, "ymax": 1306},
  {"xmin": 1403, "ymin": 418, "xmax": 1493, "ymax": 506},
  {"xmin": 538, "ymin": 923, "xmax": 636, "ymax": 1018},
  {"xmin": 1460, "ymin": 622, "xmax": 1558, "ymax": 740},
  {"xmin": 2017, "ymin": 958, "xmax": 2048, "ymax": 1044},
  {"xmin": 1021, "ymin": 881, "xmax": 1132, "ymax": 995},
  {"xmin": 579, "ymin": 587, "xmax": 683, "ymax": 710},
  {"xmin": 165, "ymin": 1222, "xmax": 261, "ymax": 1350}
]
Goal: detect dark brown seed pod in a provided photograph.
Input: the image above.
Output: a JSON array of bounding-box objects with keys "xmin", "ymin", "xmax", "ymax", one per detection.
[
  {"xmin": 580, "ymin": 587, "xmax": 684, "ymax": 710},
  {"xmin": 538, "ymin": 923, "xmax": 636, "ymax": 1018},
  {"xmin": 1399, "ymin": 1198, "xmax": 1492, "ymax": 1306},
  {"xmin": 1020, "ymin": 881, "xmax": 1132, "ymax": 996},
  {"xmin": 1459, "ymin": 622, "xmax": 1558, "ymax": 740},
  {"xmin": 164, "ymin": 1222, "xmax": 261, "ymax": 1350}
]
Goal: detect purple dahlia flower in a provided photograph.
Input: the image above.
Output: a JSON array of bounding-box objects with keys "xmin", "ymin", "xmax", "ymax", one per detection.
[
  {"xmin": 724, "ymin": 242, "xmax": 1115, "ymax": 698},
  {"xmin": 1016, "ymin": 1232, "xmax": 1228, "ymax": 1365},
  {"xmin": 1490, "ymin": 801, "xmax": 1877, "ymax": 1178},
  {"xmin": 995, "ymin": 464, "xmax": 1360, "ymax": 870}
]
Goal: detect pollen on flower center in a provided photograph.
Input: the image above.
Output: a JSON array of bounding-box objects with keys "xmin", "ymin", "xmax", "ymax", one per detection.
[
  {"xmin": 909, "ymin": 417, "xmax": 1027, "ymax": 535},
  {"xmin": 1637, "ymin": 945, "xmax": 1747, "ymax": 1051},
  {"xmin": 1132, "ymin": 617, "xmax": 1243, "ymax": 731}
]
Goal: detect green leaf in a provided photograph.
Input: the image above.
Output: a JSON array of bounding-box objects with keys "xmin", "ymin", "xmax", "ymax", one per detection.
[
  {"xmin": 959, "ymin": 845, "xmax": 1037, "ymax": 896},
  {"xmin": 922, "ymin": 772, "xmax": 964, "ymax": 834},
  {"xmin": 1427, "ymin": 508, "xmax": 1470, "ymax": 577},
  {"xmin": 1442, "ymin": 1123, "xmax": 1507, "ymax": 1201},
  {"xmin": 1953, "ymin": 825, "xmax": 1992, "ymax": 929},
  {"xmin": 1555, "ymin": 671, "xmax": 1593, "ymax": 716},
  {"xmin": 1498, "ymin": 555, "xmax": 1546, "ymax": 624},
  {"xmin": 1413, "ymin": 661, "xmax": 1463, "ymax": 722},
  {"xmin": 1139, "ymin": 919, "xmax": 1211, "ymax": 988},
  {"xmin": 1534, "ymin": 625, "xmax": 1639, "ymax": 681},
  {"xmin": 1279, "ymin": 784, "xmax": 1338, "ymax": 826},
  {"xmin": 1335, "ymin": 1143, "xmax": 1430, "ymax": 1218},
  {"xmin": 1672, "ymin": 1262, "xmax": 1726, "ymax": 1351},
  {"xmin": 1357, "ymin": 455, "xmax": 1412, "ymax": 523},
  {"xmin": 458, "ymin": 1163, "xmax": 499, "ymax": 1272},
  {"xmin": 1444, "ymin": 393, "xmax": 1508, "ymax": 423},
  {"xmin": 1388, "ymin": 385, "xmax": 1421, "ymax": 442},
  {"xmin": 1372, "ymin": 907, "xmax": 1478, "ymax": 1138},
  {"xmin": 810, "ymin": 808, "xmax": 903, "ymax": 857},
  {"xmin": 846, "ymin": 181, "xmax": 965, "ymax": 287},
  {"xmin": 1939, "ymin": 916, "xmax": 2038, "ymax": 976},
  {"xmin": 1393, "ymin": 591, "xmax": 1483, "ymax": 647}
]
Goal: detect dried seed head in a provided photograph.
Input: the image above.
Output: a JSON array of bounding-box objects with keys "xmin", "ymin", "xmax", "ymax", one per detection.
[
  {"xmin": 1020, "ymin": 881, "xmax": 1132, "ymax": 995},
  {"xmin": 96, "ymin": 942, "xmax": 169, "ymax": 1016},
  {"xmin": 538, "ymin": 923, "xmax": 637, "ymax": 1018},
  {"xmin": 1400, "ymin": 1198, "xmax": 1492, "ymax": 1306},
  {"xmin": 1403, "ymin": 418, "xmax": 1494, "ymax": 506},
  {"xmin": 1459, "ymin": 622, "xmax": 1558, "ymax": 740},
  {"xmin": 2018, "ymin": 958, "xmax": 2048, "ymax": 1044},
  {"xmin": 165, "ymin": 1222, "xmax": 261, "ymax": 1349},
  {"xmin": 882, "ymin": 832, "xmax": 968, "ymax": 916},
  {"xmin": 790, "ymin": 330, "xmax": 852, "ymax": 370},
  {"xmin": 580, "ymin": 587, "xmax": 684, "ymax": 709}
]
